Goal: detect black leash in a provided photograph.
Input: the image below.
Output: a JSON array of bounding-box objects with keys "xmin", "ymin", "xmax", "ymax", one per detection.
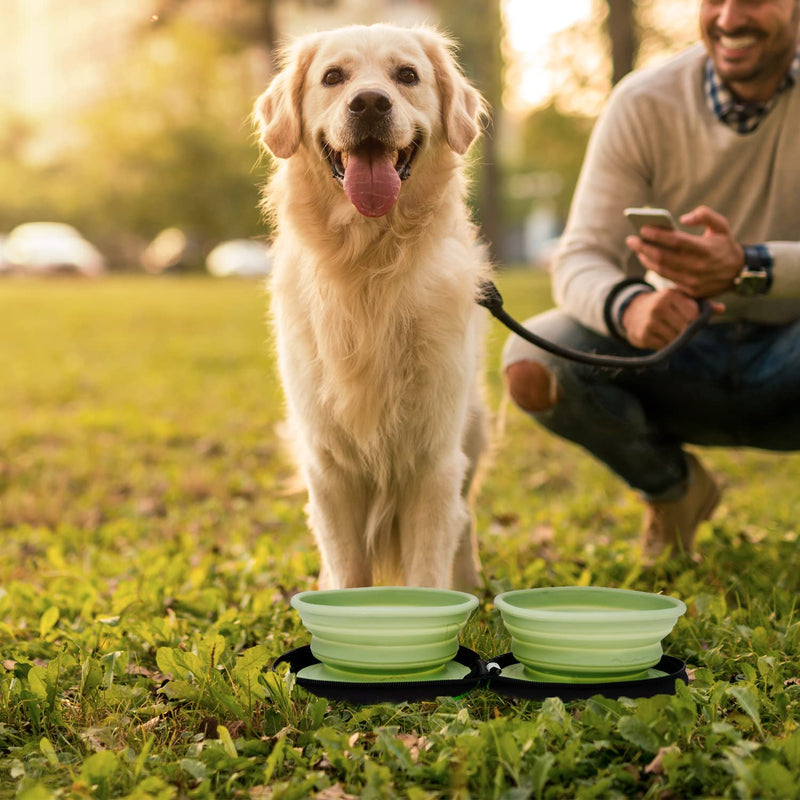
[{"xmin": 477, "ymin": 280, "xmax": 713, "ymax": 369}]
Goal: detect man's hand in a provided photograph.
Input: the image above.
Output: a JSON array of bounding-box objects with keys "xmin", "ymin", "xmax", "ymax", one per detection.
[
  {"xmin": 621, "ymin": 288, "xmax": 724, "ymax": 350},
  {"xmin": 625, "ymin": 205, "xmax": 744, "ymax": 298}
]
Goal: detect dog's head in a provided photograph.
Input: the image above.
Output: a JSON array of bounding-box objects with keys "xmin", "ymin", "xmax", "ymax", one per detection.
[{"xmin": 254, "ymin": 24, "xmax": 485, "ymax": 218}]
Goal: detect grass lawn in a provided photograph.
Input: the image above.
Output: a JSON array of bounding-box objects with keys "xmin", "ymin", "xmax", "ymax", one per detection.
[{"xmin": 1, "ymin": 271, "xmax": 799, "ymax": 799}]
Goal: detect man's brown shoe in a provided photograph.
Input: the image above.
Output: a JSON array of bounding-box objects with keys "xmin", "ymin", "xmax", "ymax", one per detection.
[{"xmin": 641, "ymin": 454, "xmax": 721, "ymax": 560}]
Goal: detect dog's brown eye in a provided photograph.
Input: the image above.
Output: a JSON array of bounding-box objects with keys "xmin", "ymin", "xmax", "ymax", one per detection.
[
  {"xmin": 396, "ymin": 67, "xmax": 419, "ymax": 86},
  {"xmin": 322, "ymin": 68, "xmax": 345, "ymax": 86}
]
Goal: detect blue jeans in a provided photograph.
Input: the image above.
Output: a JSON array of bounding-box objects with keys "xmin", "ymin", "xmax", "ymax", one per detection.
[{"xmin": 502, "ymin": 310, "xmax": 800, "ymax": 499}]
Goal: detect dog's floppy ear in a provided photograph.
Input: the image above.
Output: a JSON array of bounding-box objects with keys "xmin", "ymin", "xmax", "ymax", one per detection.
[
  {"xmin": 254, "ymin": 37, "xmax": 318, "ymax": 159},
  {"xmin": 421, "ymin": 30, "xmax": 486, "ymax": 155}
]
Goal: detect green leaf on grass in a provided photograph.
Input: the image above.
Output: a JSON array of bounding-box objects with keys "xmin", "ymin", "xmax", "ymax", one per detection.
[
  {"xmin": 309, "ymin": 696, "xmax": 328, "ymax": 729},
  {"xmin": 262, "ymin": 669, "xmax": 296, "ymax": 726},
  {"xmin": 26, "ymin": 667, "xmax": 48, "ymax": 701},
  {"xmin": 39, "ymin": 738, "xmax": 59, "ymax": 767},
  {"xmin": 263, "ymin": 735, "xmax": 286, "ymax": 785},
  {"xmin": 530, "ymin": 752, "xmax": 555, "ymax": 800},
  {"xmin": 235, "ymin": 644, "xmax": 271, "ymax": 676},
  {"xmin": 617, "ymin": 716, "xmax": 661, "ymax": 753},
  {"xmin": 81, "ymin": 750, "xmax": 120, "ymax": 784},
  {"xmin": 180, "ymin": 758, "xmax": 207, "ymax": 781},
  {"xmin": 217, "ymin": 725, "xmax": 238, "ymax": 758},
  {"xmin": 80, "ymin": 657, "xmax": 104, "ymax": 697},
  {"xmin": 753, "ymin": 760, "xmax": 796, "ymax": 796},
  {"xmin": 197, "ymin": 634, "xmax": 227, "ymax": 670},
  {"xmin": 159, "ymin": 679, "xmax": 201, "ymax": 703},
  {"xmin": 156, "ymin": 647, "xmax": 203, "ymax": 681},
  {"xmin": 494, "ymin": 729, "xmax": 522, "ymax": 776},
  {"xmin": 780, "ymin": 729, "xmax": 800, "ymax": 768},
  {"xmin": 39, "ymin": 607, "xmax": 59, "ymax": 638},
  {"xmin": 233, "ymin": 645, "xmax": 271, "ymax": 706},
  {"xmin": 727, "ymin": 685, "xmax": 763, "ymax": 733},
  {"xmin": 17, "ymin": 783, "xmax": 52, "ymax": 800}
]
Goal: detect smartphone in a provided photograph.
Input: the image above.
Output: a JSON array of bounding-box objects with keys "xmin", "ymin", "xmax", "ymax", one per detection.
[{"xmin": 624, "ymin": 207, "xmax": 678, "ymax": 237}]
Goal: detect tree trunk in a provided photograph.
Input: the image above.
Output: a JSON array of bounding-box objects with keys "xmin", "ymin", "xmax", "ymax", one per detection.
[
  {"xmin": 605, "ymin": 0, "xmax": 639, "ymax": 85},
  {"xmin": 434, "ymin": 0, "xmax": 505, "ymax": 262}
]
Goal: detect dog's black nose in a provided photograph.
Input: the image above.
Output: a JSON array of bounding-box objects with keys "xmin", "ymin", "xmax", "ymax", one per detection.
[{"xmin": 348, "ymin": 90, "xmax": 392, "ymax": 122}]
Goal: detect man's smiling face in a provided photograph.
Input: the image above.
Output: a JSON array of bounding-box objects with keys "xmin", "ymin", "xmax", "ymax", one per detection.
[{"xmin": 700, "ymin": 0, "xmax": 800, "ymax": 101}]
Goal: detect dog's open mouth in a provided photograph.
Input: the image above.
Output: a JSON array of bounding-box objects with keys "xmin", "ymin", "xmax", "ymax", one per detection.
[{"xmin": 322, "ymin": 136, "xmax": 420, "ymax": 218}]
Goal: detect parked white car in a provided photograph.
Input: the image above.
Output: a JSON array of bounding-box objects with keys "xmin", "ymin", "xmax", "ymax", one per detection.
[
  {"xmin": 6, "ymin": 222, "xmax": 105, "ymax": 277},
  {"xmin": 206, "ymin": 239, "xmax": 272, "ymax": 277}
]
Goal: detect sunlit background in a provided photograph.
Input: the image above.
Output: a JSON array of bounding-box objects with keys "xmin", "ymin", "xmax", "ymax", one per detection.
[
  {"xmin": 505, "ymin": 0, "xmax": 595, "ymax": 110},
  {"xmin": 0, "ymin": 0, "xmax": 697, "ymax": 274}
]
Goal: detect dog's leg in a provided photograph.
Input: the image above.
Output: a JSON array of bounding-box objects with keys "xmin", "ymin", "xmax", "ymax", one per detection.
[
  {"xmin": 306, "ymin": 465, "xmax": 371, "ymax": 588},
  {"xmin": 451, "ymin": 512, "xmax": 481, "ymax": 591},
  {"xmin": 451, "ymin": 404, "xmax": 487, "ymax": 590},
  {"xmin": 399, "ymin": 457, "xmax": 470, "ymax": 588}
]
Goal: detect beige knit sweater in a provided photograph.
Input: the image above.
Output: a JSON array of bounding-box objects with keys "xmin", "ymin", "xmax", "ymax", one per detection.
[{"xmin": 553, "ymin": 43, "xmax": 800, "ymax": 336}]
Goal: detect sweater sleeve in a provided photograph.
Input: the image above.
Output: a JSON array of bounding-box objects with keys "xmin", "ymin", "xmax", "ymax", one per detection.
[
  {"xmin": 767, "ymin": 242, "xmax": 800, "ymax": 297},
  {"xmin": 551, "ymin": 78, "xmax": 656, "ymax": 336}
]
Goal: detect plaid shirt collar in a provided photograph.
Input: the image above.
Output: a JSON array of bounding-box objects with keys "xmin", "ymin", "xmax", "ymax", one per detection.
[{"xmin": 705, "ymin": 48, "xmax": 800, "ymax": 133}]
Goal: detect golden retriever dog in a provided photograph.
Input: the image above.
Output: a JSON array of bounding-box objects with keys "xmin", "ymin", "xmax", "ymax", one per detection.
[{"xmin": 254, "ymin": 24, "xmax": 490, "ymax": 589}]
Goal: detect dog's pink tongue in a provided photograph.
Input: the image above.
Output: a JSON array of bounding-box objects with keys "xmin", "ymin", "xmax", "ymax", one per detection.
[{"xmin": 343, "ymin": 142, "xmax": 400, "ymax": 218}]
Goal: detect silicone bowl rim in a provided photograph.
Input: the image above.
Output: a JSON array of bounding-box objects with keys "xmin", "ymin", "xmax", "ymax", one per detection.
[{"xmin": 494, "ymin": 586, "xmax": 687, "ymax": 624}]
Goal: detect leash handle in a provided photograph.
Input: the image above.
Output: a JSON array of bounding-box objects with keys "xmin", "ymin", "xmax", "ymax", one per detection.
[{"xmin": 477, "ymin": 280, "xmax": 713, "ymax": 369}]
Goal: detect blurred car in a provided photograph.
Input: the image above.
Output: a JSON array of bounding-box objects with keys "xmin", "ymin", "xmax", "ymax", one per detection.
[
  {"xmin": 6, "ymin": 222, "xmax": 105, "ymax": 276},
  {"xmin": 206, "ymin": 239, "xmax": 273, "ymax": 277}
]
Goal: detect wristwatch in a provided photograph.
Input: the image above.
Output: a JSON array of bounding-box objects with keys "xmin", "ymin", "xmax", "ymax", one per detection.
[{"xmin": 733, "ymin": 245, "xmax": 772, "ymax": 296}]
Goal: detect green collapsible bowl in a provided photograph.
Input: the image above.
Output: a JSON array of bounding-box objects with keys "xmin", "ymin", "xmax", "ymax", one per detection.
[
  {"xmin": 290, "ymin": 587, "xmax": 479, "ymax": 679},
  {"xmin": 494, "ymin": 587, "xmax": 686, "ymax": 683}
]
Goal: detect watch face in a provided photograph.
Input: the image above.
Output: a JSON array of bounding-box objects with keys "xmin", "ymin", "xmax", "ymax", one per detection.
[{"xmin": 735, "ymin": 270, "xmax": 769, "ymax": 296}]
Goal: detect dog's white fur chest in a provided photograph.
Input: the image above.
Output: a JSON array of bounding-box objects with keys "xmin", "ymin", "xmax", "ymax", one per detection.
[{"xmin": 272, "ymin": 236, "xmax": 481, "ymax": 480}]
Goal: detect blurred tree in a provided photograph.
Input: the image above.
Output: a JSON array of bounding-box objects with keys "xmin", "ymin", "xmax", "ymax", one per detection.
[
  {"xmin": 605, "ymin": 0, "xmax": 639, "ymax": 85},
  {"xmin": 0, "ymin": 116, "xmax": 67, "ymax": 233},
  {"xmin": 546, "ymin": 0, "xmax": 697, "ymax": 115},
  {"xmin": 0, "ymin": 21, "xmax": 267, "ymax": 267},
  {"xmin": 506, "ymin": 103, "xmax": 593, "ymax": 227},
  {"xmin": 150, "ymin": 0, "xmax": 338, "ymax": 69},
  {"xmin": 434, "ymin": 0, "xmax": 505, "ymax": 262},
  {"xmin": 86, "ymin": 21, "xmax": 267, "ymax": 260},
  {"xmin": 151, "ymin": 0, "xmax": 280, "ymax": 66}
]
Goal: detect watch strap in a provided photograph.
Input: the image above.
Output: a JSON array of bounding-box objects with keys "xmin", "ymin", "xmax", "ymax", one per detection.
[{"xmin": 740, "ymin": 244, "xmax": 773, "ymax": 293}]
